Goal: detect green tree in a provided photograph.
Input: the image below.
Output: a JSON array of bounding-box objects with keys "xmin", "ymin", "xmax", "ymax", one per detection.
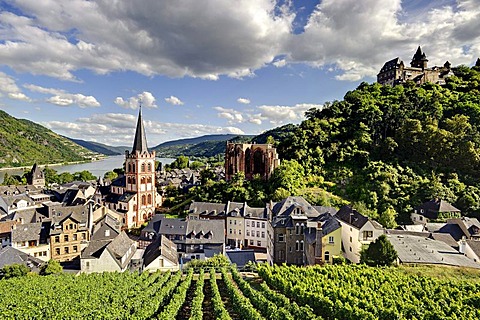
[
  {"xmin": 40, "ymin": 259, "xmax": 62, "ymax": 276},
  {"xmin": 58, "ymin": 172, "xmax": 74, "ymax": 184},
  {"xmin": 360, "ymin": 235, "xmax": 398, "ymax": 266},
  {"xmin": 378, "ymin": 207, "xmax": 398, "ymax": 229},
  {"xmin": 43, "ymin": 167, "xmax": 59, "ymax": 185},
  {"xmin": 189, "ymin": 160, "xmax": 205, "ymax": 170},
  {"xmin": 103, "ymin": 171, "xmax": 118, "ymax": 181},
  {"xmin": 269, "ymin": 160, "xmax": 305, "ymax": 194},
  {"xmin": 73, "ymin": 170, "xmax": 96, "ymax": 182},
  {"xmin": 1, "ymin": 172, "xmax": 21, "ymax": 186},
  {"xmin": 1, "ymin": 264, "xmax": 30, "ymax": 278},
  {"xmin": 168, "ymin": 156, "xmax": 189, "ymax": 170}
]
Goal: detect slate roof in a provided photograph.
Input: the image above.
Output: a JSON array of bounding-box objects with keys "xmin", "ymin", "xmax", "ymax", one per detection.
[
  {"xmin": 188, "ymin": 202, "xmax": 226, "ymax": 217},
  {"xmin": 132, "ymin": 108, "xmax": 149, "ymax": 153},
  {"xmin": 81, "ymin": 231, "xmax": 135, "ymax": 269},
  {"xmin": 244, "ymin": 206, "xmax": 267, "ymax": 219},
  {"xmin": 271, "ymin": 196, "xmax": 321, "ymax": 218},
  {"xmin": 108, "ymin": 231, "xmax": 134, "ymax": 259},
  {"xmin": 226, "ymin": 250, "xmax": 256, "ymax": 268},
  {"xmin": 227, "ymin": 202, "xmax": 245, "ymax": 217},
  {"xmin": 81, "ymin": 239, "xmax": 110, "ymax": 259},
  {"xmin": 159, "ymin": 218, "xmax": 187, "ymax": 236},
  {"xmin": 414, "ymin": 199, "xmax": 460, "ymax": 220},
  {"xmin": 11, "ymin": 222, "xmax": 42, "ymax": 243},
  {"xmin": 185, "ymin": 219, "xmax": 224, "ymax": 244},
  {"xmin": 0, "ymin": 220, "xmax": 17, "ymax": 234},
  {"xmin": 335, "ymin": 205, "xmax": 381, "ymax": 230},
  {"xmin": 388, "ymin": 234, "xmax": 478, "ymax": 268},
  {"xmin": 91, "ymin": 214, "xmax": 121, "ymax": 241},
  {"xmin": 143, "ymin": 235, "xmax": 178, "ymax": 268},
  {"xmin": 429, "ymin": 233, "xmax": 459, "ymax": 248},
  {"xmin": 111, "ymin": 176, "xmax": 126, "ymax": 188},
  {"xmin": 0, "ymin": 246, "xmax": 44, "ymax": 270},
  {"xmin": 466, "ymin": 240, "xmax": 480, "ymax": 259}
]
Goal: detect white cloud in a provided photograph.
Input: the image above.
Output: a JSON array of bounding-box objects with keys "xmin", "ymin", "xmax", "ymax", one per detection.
[
  {"xmin": 165, "ymin": 96, "xmax": 184, "ymax": 106},
  {"xmin": 272, "ymin": 59, "xmax": 286, "ymax": 67},
  {"xmin": 237, "ymin": 98, "xmax": 251, "ymax": 104},
  {"xmin": 257, "ymin": 103, "xmax": 321, "ymax": 125},
  {"xmin": 43, "ymin": 112, "xmax": 244, "ymax": 145},
  {"xmin": 115, "ymin": 91, "xmax": 157, "ymax": 110},
  {"xmin": 24, "ymin": 83, "xmax": 100, "ymax": 107},
  {"xmin": 0, "ymin": 72, "xmax": 31, "ymax": 101},
  {"xmin": 214, "ymin": 106, "xmax": 245, "ymax": 124},
  {"xmin": 0, "ymin": 0, "xmax": 294, "ymax": 80},
  {"xmin": 285, "ymin": 0, "xmax": 480, "ymax": 80}
]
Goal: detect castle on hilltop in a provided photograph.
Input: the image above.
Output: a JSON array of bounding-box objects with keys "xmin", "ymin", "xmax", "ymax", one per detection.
[{"xmin": 377, "ymin": 46, "xmax": 454, "ymax": 86}]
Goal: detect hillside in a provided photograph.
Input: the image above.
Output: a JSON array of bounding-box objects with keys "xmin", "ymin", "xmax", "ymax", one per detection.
[
  {"xmin": 153, "ymin": 134, "xmax": 254, "ymax": 158},
  {"xmin": 0, "ymin": 110, "xmax": 96, "ymax": 168},
  {"xmin": 67, "ymin": 137, "xmax": 128, "ymax": 156},
  {"xmin": 275, "ymin": 64, "xmax": 480, "ymax": 222},
  {"xmin": 2, "ymin": 264, "xmax": 480, "ymax": 319}
]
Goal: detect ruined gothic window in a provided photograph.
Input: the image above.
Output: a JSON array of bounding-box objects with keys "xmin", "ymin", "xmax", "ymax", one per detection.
[
  {"xmin": 245, "ymin": 148, "xmax": 251, "ymax": 174},
  {"xmin": 253, "ymin": 149, "xmax": 265, "ymax": 175}
]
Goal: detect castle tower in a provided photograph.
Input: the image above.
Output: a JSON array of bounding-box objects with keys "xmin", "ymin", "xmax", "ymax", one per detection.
[
  {"xmin": 125, "ymin": 108, "xmax": 157, "ymax": 226},
  {"xmin": 411, "ymin": 46, "xmax": 428, "ymax": 70}
]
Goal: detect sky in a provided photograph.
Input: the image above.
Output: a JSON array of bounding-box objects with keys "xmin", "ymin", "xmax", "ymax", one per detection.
[{"xmin": 0, "ymin": 0, "xmax": 479, "ymax": 147}]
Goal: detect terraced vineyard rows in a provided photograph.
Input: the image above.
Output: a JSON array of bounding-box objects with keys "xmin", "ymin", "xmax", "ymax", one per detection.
[{"xmin": 2, "ymin": 265, "xmax": 480, "ymax": 319}]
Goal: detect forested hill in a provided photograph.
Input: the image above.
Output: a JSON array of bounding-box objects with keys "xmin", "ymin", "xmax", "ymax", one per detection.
[
  {"xmin": 0, "ymin": 110, "xmax": 95, "ymax": 168},
  {"xmin": 275, "ymin": 64, "xmax": 480, "ymax": 222}
]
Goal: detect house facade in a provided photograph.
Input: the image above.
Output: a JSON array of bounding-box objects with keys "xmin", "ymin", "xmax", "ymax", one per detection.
[{"xmin": 335, "ymin": 205, "xmax": 384, "ymax": 263}]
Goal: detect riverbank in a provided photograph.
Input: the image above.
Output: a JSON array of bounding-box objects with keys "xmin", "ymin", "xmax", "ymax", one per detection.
[{"xmin": 0, "ymin": 158, "xmax": 104, "ymax": 172}]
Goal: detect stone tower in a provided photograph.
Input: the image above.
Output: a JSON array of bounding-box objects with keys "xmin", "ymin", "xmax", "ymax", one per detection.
[
  {"xmin": 27, "ymin": 163, "xmax": 45, "ymax": 188},
  {"xmin": 411, "ymin": 46, "xmax": 428, "ymax": 70},
  {"xmin": 124, "ymin": 108, "xmax": 157, "ymax": 226}
]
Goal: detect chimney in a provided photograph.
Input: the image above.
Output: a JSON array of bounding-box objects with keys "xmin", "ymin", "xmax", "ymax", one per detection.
[
  {"xmin": 314, "ymin": 222, "xmax": 323, "ymax": 264},
  {"xmin": 459, "ymin": 238, "xmax": 467, "ymax": 254},
  {"xmin": 88, "ymin": 201, "xmax": 94, "ymax": 234}
]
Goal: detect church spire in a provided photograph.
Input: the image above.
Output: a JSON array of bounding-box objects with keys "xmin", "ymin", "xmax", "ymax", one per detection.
[{"xmin": 132, "ymin": 107, "xmax": 148, "ymax": 153}]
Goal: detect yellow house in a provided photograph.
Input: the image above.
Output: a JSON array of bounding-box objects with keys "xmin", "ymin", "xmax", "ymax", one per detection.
[{"xmin": 305, "ymin": 213, "xmax": 342, "ymax": 265}]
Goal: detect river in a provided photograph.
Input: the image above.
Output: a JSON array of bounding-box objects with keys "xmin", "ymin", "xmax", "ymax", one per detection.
[{"xmin": 0, "ymin": 155, "xmax": 175, "ymax": 183}]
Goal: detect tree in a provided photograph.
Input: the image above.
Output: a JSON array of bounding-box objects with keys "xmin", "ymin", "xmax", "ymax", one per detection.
[
  {"xmin": 73, "ymin": 170, "xmax": 96, "ymax": 182},
  {"xmin": 378, "ymin": 207, "xmax": 398, "ymax": 229},
  {"xmin": 58, "ymin": 172, "xmax": 74, "ymax": 184},
  {"xmin": 360, "ymin": 235, "xmax": 398, "ymax": 266},
  {"xmin": 1, "ymin": 172, "xmax": 21, "ymax": 186},
  {"xmin": 43, "ymin": 167, "xmax": 59, "ymax": 185},
  {"xmin": 189, "ymin": 160, "xmax": 205, "ymax": 170},
  {"xmin": 103, "ymin": 171, "xmax": 118, "ymax": 181},
  {"xmin": 40, "ymin": 259, "xmax": 62, "ymax": 275},
  {"xmin": 1, "ymin": 264, "xmax": 30, "ymax": 279},
  {"xmin": 269, "ymin": 160, "xmax": 305, "ymax": 194},
  {"xmin": 168, "ymin": 156, "xmax": 189, "ymax": 170}
]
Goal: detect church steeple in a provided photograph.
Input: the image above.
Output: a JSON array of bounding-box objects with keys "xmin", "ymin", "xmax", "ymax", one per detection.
[
  {"xmin": 132, "ymin": 107, "xmax": 148, "ymax": 153},
  {"xmin": 411, "ymin": 46, "xmax": 428, "ymax": 69}
]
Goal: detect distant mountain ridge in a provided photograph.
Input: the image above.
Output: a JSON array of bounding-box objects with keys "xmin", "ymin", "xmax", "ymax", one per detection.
[
  {"xmin": 67, "ymin": 138, "xmax": 128, "ymax": 156},
  {"xmin": 0, "ymin": 110, "xmax": 96, "ymax": 168}
]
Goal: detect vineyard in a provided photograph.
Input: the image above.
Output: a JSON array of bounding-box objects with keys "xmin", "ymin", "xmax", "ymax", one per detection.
[{"xmin": 1, "ymin": 264, "xmax": 480, "ymax": 319}]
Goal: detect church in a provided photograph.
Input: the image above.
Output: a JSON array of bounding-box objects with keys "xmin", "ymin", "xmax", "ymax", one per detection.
[{"xmin": 95, "ymin": 109, "xmax": 161, "ymax": 228}]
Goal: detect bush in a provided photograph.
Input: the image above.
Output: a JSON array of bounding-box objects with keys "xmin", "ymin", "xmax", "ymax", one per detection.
[
  {"xmin": 1, "ymin": 264, "xmax": 30, "ymax": 279},
  {"xmin": 40, "ymin": 260, "xmax": 62, "ymax": 275}
]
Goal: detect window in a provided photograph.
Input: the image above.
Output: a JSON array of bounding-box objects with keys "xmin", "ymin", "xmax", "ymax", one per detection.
[
  {"xmin": 278, "ymin": 234, "xmax": 285, "ymax": 242},
  {"xmin": 349, "ymin": 247, "xmax": 352, "ymax": 252},
  {"xmin": 147, "ymin": 163, "xmax": 152, "ymax": 172},
  {"xmin": 246, "ymin": 230, "xmax": 250, "ymax": 236},
  {"xmin": 229, "ymin": 229, "xmax": 232, "ymax": 234},
  {"xmin": 73, "ymin": 234, "xmax": 77, "ymax": 241},
  {"xmin": 81, "ymin": 233, "xmax": 86, "ymax": 240},
  {"xmin": 300, "ymin": 240, "xmax": 304, "ymax": 251},
  {"xmin": 229, "ymin": 220, "xmax": 232, "ymax": 225},
  {"xmin": 54, "ymin": 236, "xmax": 60, "ymax": 243},
  {"xmin": 289, "ymin": 229, "xmax": 292, "ymax": 235},
  {"xmin": 257, "ymin": 222, "xmax": 260, "ymax": 228},
  {"xmin": 295, "ymin": 223, "xmax": 300, "ymax": 235},
  {"xmin": 246, "ymin": 221, "xmax": 250, "ymax": 227},
  {"xmin": 55, "ymin": 248, "xmax": 60, "ymax": 255},
  {"xmin": 349, "ymin": 236, "xmax": 352, "ymax": 243},
  {"xmin": 363, "ymin": 231, "xmax": 373, "ymax": 240},
  {"xmin": 256, "ymin": 231, "xmax": 260, "ymax": 237},
  {"xmin": 295, "ymin": 240, "xmax": 299, "ymax": 251},
  {"xmin": 239, "ymin": 230, "xmax": 241, "ymax": 235},
  {"xmin": 278, "ymin": 250, "xmax": 285, "ymax": 260},
  {"xmin": 289, "ymin": 246, "xmax": 292, "ymax": 252},
  {"xmin": 234, "ymin": 220, "xmax": 237, "ymax": 225},
  {"xmin": 141, "ymin": 163, "xmax": 146, "ymax": 172},
  {"xmin": 262, "ymin": 222, "xmax": 265, "ymax": 228},
  {"xmin": 300, "ymin": 223, "xmax": 305, "ymax": 235},
  {"xmin": 64, "ymin": 235, "xmax": 69, "ymax": 242},
  {"xmin": 250, "ymin": 240, "xmax": 254, "ymax": 245},
  {"xmin": 73, "ymin": 245, "xmax": 78, "ymax": 252},
  {"xmin": 65, "ymin": 247, "xmax": 69, "ymax": 254},
  {"xmin": 261, "ymin": 232, "xmax": 265, "ymax": 238},
  {"xmin": 328, "ymin": 236, "xmax": 334, "ymax": 244},
  {"xmin": 257, "ymin": 240, "xmax": 261, "ymax": 246}
]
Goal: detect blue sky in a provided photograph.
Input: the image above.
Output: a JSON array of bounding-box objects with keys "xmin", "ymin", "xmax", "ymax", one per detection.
[{"xmin": 0, "ymin": 0, "xmax": 479, "ymax": 147}]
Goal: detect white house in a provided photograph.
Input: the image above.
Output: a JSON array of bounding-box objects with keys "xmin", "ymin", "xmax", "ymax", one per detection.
[{"xmin": 335, "ymin": 205, "xmax": 384, "ymax": 263}]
